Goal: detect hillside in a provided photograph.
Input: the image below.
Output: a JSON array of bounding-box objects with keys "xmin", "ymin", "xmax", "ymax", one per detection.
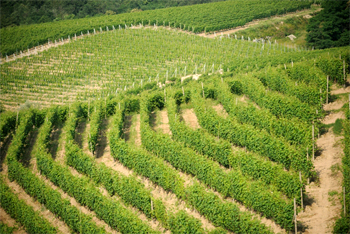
[
  {"xmin": 0, "ymin": 0, "xmax": 313, "ymax": 56},
  {"xmin": 0, "ymin": 1, "xmax": 349, "ymax": 234}
]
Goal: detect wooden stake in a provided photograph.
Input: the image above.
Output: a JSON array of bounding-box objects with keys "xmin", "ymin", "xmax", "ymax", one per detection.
[
  {"xmin": 312, "ymin": 124, "xmax": 315, "ymax": 160},
  {"xmin": 88, "ymin": 99, "xmax": 90, "ymax": 120},
  {"xmin": 299, "ymin": 171, "xmax": 303, "ymax": 210},
  {"xmin": 151, "ymin": 200, "xmax": 154, "ymax": 212},
  {"xmin": 326, "ymin": 75, "xmax": 329, "ymax": 104},
  {"xmin": 344, "ymin": 187, "xmax": 346, "ymax": 216},
  {"xmin": 294, "ymin": 198, "xmax": 297, "ymax": 234},
  {"xmin": 16, "ymin": 110, "xmax": 19, "ymax": 128},
  {"xmin": 105, "ymin": 97, "xmax": 107, "ymax": 119},
  {"xmin": 343, "ymin": 60, "xmax": 346, "ymax": 88}
]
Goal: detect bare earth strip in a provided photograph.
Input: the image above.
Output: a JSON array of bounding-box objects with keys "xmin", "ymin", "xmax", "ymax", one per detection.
[
  {"xmin": 181, "ymin": 108, "xmax": 200, "ymax": 129},
  {"xmin": 155, "ymin": 110, "xmax": 172, "ymax": 135},
  {"xmin": 212, "ymin": 104, "xmax": 229, "ymax": 118},
  {"xmin": 298, "ymin": 88, "xmax": 347, "ymax": 233}
]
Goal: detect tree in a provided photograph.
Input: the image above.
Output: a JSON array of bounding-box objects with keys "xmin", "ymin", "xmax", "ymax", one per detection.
[{"xmin": 306, "ymin": 0, "xmax": 350, "ymax": 49}]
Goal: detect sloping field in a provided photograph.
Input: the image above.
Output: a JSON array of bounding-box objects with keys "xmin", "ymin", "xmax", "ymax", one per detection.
[
  {"xmin": 1, "ymin": 1, "xmax": 349, "ymax": 233},
  {"xmin": 0, "ymin": 0, "xmax": 314, "ymax": 56}
]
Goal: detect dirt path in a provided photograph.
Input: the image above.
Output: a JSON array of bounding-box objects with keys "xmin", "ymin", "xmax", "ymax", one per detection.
[
  {"xmin": 197, "ymin": 6, "xmax": 321, "ymax": 38},
  {"xmin": 155, "ymin": 110, "xmax": 172, "ymax": 135},
  {"xmin": 134, "ymin": 114, "xmax": 142, "ymax": 146},
  {"xmin": 181, "ymin": 108, "xmax": 200, "ymax": 129},
  {"xmin": 298, "ymin": 89, "xmax": 348, "ymax": 233},
  {"xmin": 212, "ymin": 104, "xmax": 229, "ymax": 118}
]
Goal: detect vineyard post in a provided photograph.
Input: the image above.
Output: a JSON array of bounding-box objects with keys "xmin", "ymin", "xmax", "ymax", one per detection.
[
  {"xmin": 164, "ymin": 89, "xmax": 166, "ymax": 103},
  {"xmin": 182, "ymin": 86, "xmax": 184, "ymax": 96},
  {"xmin": 326, "ymin": 75, "xmax": 329, "ymax": 104},
  {"xmin": 88, "ymin": 99, "xmax": 90, "ymax": 120},
  {"xmin": 16, "ymin": 110, "xmax": 19, "ymax": 128},
  {"xmin": 105, "ymin": 97, "xmax": 107, "ymax": 119},
  {"xmin": 307, "ymin": 147, "xmax": 310, "ymax": 184},
  {"xmin": 312, "ymin": 124, "xmax": 315, "ymax": 160},
  {"xmin": 80, "ymin": 207, "xmax": 82, "ymax": 233},
  {"xmin": 294, "ymin": 198, "xmax": 297, "ymax": 234},
  {"xmin": 343, "ymin": 60, "xmax": 346, "ymax": 88},
  {"xmin": 151, "ymin": 200, "xmax": 154, "ymax": 212},
  {"xmin": 344, "ymin": 187, "xmax": 346, "ymax": 215},
  {"xmin": 201, "ymin": 82, "xmax": 204, "ymax": 98},
  {"xmin": 299, "ymin": 171, "xmax": 303, "ymax": 210}
]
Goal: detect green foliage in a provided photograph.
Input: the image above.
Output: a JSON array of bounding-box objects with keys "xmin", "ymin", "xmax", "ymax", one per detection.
[
  {"xmin": 286, "ymin": 61, "xmax": 327, "ymax": 90},
  {"xmin": 186, "ymin": 183, "xmax": 273, "ymax": 234},
  {"xmin": 0, "ymin": 178, "xmax": 57, "ymax": 234},
  {"xmin": 124, "ymin": 97, "xmax": 140, "ymax": 113},
  {"xmin": 167, "ymin": 93, "xmax": 302, "ymax": 200},
  {"xmin": 316, "ymin": 56, "xmax": 348, "ymax": 85},
  {"xmin": 0, "ymin": 0, "xmax": 225, "ymax": 28},
  {"xmin": 146, "ymin": 92, "xmax": 165, "ymax": 112},
  {"xmin": 217, "ymin": 77, "xmax": 313, "ymax": 147},
  {"xmin": 256, "ymin": 66, "xmax": 324, "ymax": 106},
  {"xmin": 228, "ymin": 74, "xmax": 317, "ymax": 123},
  {"xmin": 192, "ymin": 88, "xmax": 313, "ymax": 178},
  {"xmin": 168, "ymin": 210, "xmax": 204, "ymax": 234},
  {"xmin": 0, "ymin": 222, "xmax": 15, "ymax": 234},
  {"xmin": 6, "ymin": 107, "xmax": 106, "ymax": 234},
  {"xmin": 306, "ymin": 0, "xmax": 350, "ymax": 49},
  {"xmin": 174, "ymin": 90, "xmax": 191, "ymax": 106},
  {"xmin": 141, "ymin": 94, "xmax": 295, "ymax": 231},
  {"xmin": 109, "ymin": 98, "xmax": 273, "ymax": 233},
  {"xmin": 228, "ymin": 80, "xmax": 243, "ymax": 95},
  {"xmin": 333, "ymin": 118, "xmax": 350, "ymax": 233},
  {"xmin": 34, "ymin": 104, "xmax": 157, "ymax": 233},
  {"xmin": 333, "ymin": 118, "xmax": 343, "ymax": 135},
  {"xmin": 88, "ymin": 102, "xmax": 102, "ymax": 154},
  {"xmin": 0, "ymin": 111, "xmax": 17, "ymax": 142}
]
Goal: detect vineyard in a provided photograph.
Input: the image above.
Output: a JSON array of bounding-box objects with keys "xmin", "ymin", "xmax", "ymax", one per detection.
[{"xmin": 1, "ymin": 0, "xmax": 350, "ymax": 233}]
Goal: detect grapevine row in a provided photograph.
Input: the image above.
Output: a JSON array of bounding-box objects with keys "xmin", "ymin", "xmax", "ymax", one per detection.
[
  {"xmin": 65, "ymin": 101, "xmax": 208, "ymax": 233},
  {"xmin": 214, "ymin": 78, "xmax": 312, "ymax": 147},
  {"xmin": 6, "ymin": 106, "xmax": 107, "ymax": 233},
  {"xmin": 109, "ymin": 99, "xmax": 273, "ymax": 233},
  {"xmin": 226, "ymin": 74, "xmax": 317, "ymax": 123},
  {"xmin": 191, "ymin": 88, "xmax": 314, "ymax": 178},
  {"xmin": 167, "ymin": 93, "xmax": 302, "ymax": 199},
  {"xmin": 140, "ymin": 92, "xmax": 294, "ymax": 230},
  {"xmin": 0, "ymin": 0, "xmax": 313, "ymax": 56},
  {"xmin": 0, "ymin": 177, "xmax": 57, "ymax": 234},
  {"xmin": 36, "ymin": 103, "xmax": 157, "ymax": 233}
]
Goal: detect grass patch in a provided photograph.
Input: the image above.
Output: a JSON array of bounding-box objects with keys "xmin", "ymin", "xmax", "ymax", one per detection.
[{"xmin": 333, "ymin": 118, "xmax": 343, "ymax": 135}]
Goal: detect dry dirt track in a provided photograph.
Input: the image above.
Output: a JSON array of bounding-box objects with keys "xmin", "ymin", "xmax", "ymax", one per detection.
[{"xmin": 298, "ymin": 87, "xmax": 349, "ymax": 233}]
